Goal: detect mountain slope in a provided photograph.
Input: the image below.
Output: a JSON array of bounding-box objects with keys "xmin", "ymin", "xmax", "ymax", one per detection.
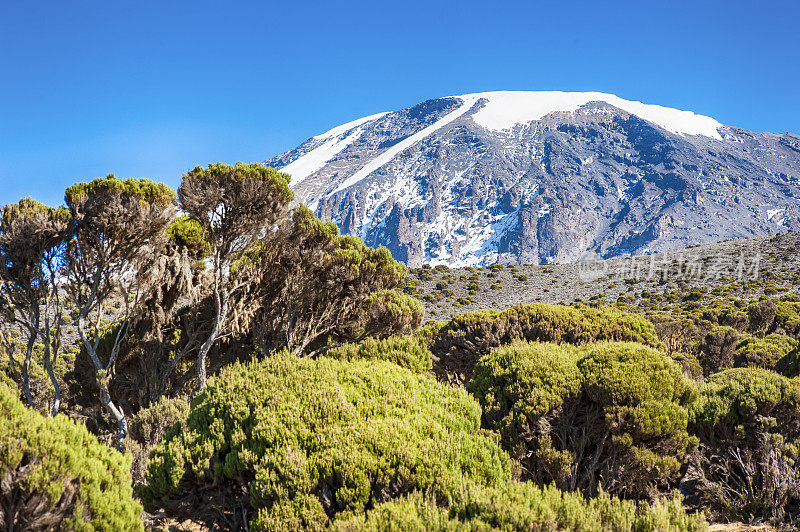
[{"xmin": 266, "ymin": 91, "xmax": 800, "ymax": 266}]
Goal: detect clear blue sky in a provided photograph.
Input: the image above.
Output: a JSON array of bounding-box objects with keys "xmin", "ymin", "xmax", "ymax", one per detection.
[{"xmin": 1, "ymin": 0, "xmax": 798, "ymax": 206}]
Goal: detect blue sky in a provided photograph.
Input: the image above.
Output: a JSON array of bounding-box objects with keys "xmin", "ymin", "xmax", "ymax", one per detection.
[{"xmin": 1, "ymin": 0, "xmax": 799, "ymax": 206}]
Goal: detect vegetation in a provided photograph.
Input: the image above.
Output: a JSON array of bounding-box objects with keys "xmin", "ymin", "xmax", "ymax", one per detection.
[
  {"xmin": 334, "ymin": 484, "xmax": 706, "ymax": 531},
  {"xmin": 65, "ymin": 175, "xmax": 176, "ymax": 449},
  {"xmin": 177, "ymin": 162, "xmax": 294, "ymax": 389},
  {"xmin": 4, "ymin": 166, "xmax": 800, "ymax": 529},
  {"xmin": 430, "ymin": 303, "xmax": 659, "ymax": 383},
  {"xmin": 0, "ymin": 383, "xmax": 143, "ymax": 530},
  {"xmin": 691, "ymin": 368, "xmax": 800, "ymax": 522},
  {"xmin": 231, "ymin": 204, "xmax": 410, "ymax": 356},
  {"xmin": 0, "ymin": 199, "xmax": 71, "ymax": 414},
  {"xmin": 469, "ymin": 341, "xmax": 697, "ymax": 500},
  {"xmin": 141, "ymin": 354, "xmax": 511, "ymax": 529}
]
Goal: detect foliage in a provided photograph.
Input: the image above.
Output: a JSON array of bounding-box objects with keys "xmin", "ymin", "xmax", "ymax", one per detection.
[
  {"xmin": 734, "ymin": 333, "xmax": 797, "ymax": 371},
  {"xmin": 234, "ymin": 204, "xmax": 409, "ymax": 356},
  {"xmin": 0, "ymin": 198, "xmax": 72, "ymax": 413},
  {"xmin": 468, "ymin": 341, "xmax": 697, "ymax": 500},
  {"xmin": 324, "ymin": 334, "xmax": 432, "ymax": 373},
  {"xmin": 177, "ymin": 162, "xmax": 294, "ymax": 389},
  {"xmin": 0, "ymin": 383, "xmax": 143, "ymax": 530},
  {"xmin": 431, "ymin": 303, "xmax": 660, "ymax": 384},
  {"xmin": 65, "ymin": 174, "xmax": 177, "ymax": 447},
  {"xmin": 142, "ymin": 354, "xmax": 510, "ymax": 530},
  {"xmin": 356, "ymin": 289, "xmax": 425, "ymax": 340},
  {"xmin": 166, "ymin": 215, "xmax": 209, "ymax": 258},
  {"xmin": 334, "ymin": 484, "xmax": 706, "ymax": 532},
  {"xmin": 696, "ymin": 326, "xmax": 740, "ymax": 376},
  {"xmin": 128, "ymin": 395, "xmax": 190, "ymax": 485},
  {"xmin": 690, "ymin": 368, "xmax": 800, "ymax": 522}
]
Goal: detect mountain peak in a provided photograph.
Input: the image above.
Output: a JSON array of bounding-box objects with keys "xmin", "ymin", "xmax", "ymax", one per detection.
[
  {"xmin": 266, "ymin": 92, "xmax": 799, "ymax": 266},
  {"xmin": 451, "ymin": 91, "xmax": 723, "ymax": 139}
]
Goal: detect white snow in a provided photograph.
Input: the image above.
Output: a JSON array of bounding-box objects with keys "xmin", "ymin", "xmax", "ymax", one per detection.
[
  {"xmin": 278, "ymin": 112, "xmax": 388, "ymax": 187},
  {"xmin": 328, "ymin": 95, "xmax": 482, "ymax": 196},
  {"xmin": 312, "ymin": 112, "xmax": 388, "ymax": 140},
  {"xmin": 459, "ymin": 91, "xmax": 723, "ymax": 140},
  {"xmin": 767, "ymin": 208, "xmax": 784, "ymax": 220}
]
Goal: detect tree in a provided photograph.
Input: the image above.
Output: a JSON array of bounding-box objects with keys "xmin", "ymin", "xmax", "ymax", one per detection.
[
  {"xmin": 177, "ymin": 162, "xmax": 293, "ymax": 389},
  {"xmin": 0, "ymin": 198, "xmax": 71, "ymax": 415},
  {"xmin": 64, "ymin": 175, "xmax": 175, "ymax": 449},
  {"xmin": 234, "ymin": 204, "xmax": 409, "ymax": 356}
]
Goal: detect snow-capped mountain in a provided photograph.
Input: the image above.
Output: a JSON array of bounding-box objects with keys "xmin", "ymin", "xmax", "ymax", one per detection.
[{"xmin": 265, "ymin": 91, "xmax": 800, "ymax": 266}]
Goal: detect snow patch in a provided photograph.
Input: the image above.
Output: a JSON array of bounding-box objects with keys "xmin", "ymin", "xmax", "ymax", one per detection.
[
  {"xmin": 460, "ymin": 91, "xmax": 723, "ymax": 140},
  {"xmin": 280, "ymin": 126, "xmax": 369, "ymax": 187},
  {"xmin": 767, "ymin": 208, "xmax": 784, "ymax": 220},
  {"xmin": 328, "ymin": 96, "xmax": 481, "ymax": 196},
  {"xmin": 313, "ymin": 112, "xmax": 388, "ymax": 140}
]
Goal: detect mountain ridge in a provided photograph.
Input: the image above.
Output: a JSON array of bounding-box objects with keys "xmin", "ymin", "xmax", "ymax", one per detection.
[{"xmin": 266, "ymin": 91, "xmax": 800, "ymax": 266}]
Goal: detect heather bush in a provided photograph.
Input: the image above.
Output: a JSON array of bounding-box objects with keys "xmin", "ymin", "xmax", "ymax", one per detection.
[
  {"xmin": 0, "ymin": 383, "xmax": 143, "ymax": 530},
  {"xmin": 142, "ymin": 354, "xmax": 510, "ymax": 530},
  {"xmin": 324, "ymin": 334, "xmax": 432, "ymax": 373},
  {"xmin": 468, "ymin": 341, "xmax": 697, "ymax": 500},
  {"xmin": 734, "ymin": 333, "xmax": 797, "ymax": 371},
  {"xmin": 333, "ymin": 483, "xmax": 706, "ymax": 532},
  {"xmin": 127, "ymin": 395, "xmax": 190, "ymax": 485},
  {"xmin": 431, "ymin": 303, "xmax": 660, "ymax": 384},
  {"xmin": 696, "ymin": 326, "xmax": 740, "ymax": 375},
  {"xmin": 691, "ymin": 368, "xmax": 800, "ymax": 523}
]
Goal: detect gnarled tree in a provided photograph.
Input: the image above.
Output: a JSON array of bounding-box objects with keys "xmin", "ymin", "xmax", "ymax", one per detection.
[
  {"xmin": 177, "ymin": 162, "xmax": 293, "ymax": 389},
  {"xmin": 0, "ymin": 199, "xmax": 71, "ymax": 415},
  {"xmin": 234, "ymin": 204, "xmax": 409, "ymax": 356},
  {"xmin": 64, "ymin": 175, "xmax": 175, "ymax": 448}
]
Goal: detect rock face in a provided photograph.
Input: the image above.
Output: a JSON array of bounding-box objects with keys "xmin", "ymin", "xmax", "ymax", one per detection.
[{"xmin": 265, "ymin": 91, "xmax": 800, "ymax": 266}]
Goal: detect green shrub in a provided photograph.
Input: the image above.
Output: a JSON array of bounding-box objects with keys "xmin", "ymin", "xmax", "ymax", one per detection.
[
  {"xmin": 0, "ymin": 383, "xmax": 143, "ymax": 530},
  {"xmin": 324, "ymin": 334, "xmax": 432, "ymax": 373},
  {"xmin": 128, "ymin": 395, "xmax": 190, "ymax": 485},
  {"xmin": 431, "ymin": 303, "xmax": 660, "ymax": 384},
  {"xmin": 142, "ymin": 354, "xmax": 511, "ymax": 530},
  {"xmin": 734, "ymin": 333, "xmax": 797, "ymax": 372},
  {"xmin": 774, "ymin": 300, "xmax": 800, "ymax": 337},
  {"xmin": 468, "ymin": 341, "xmax": 697, "ymax": 500},
  {"xmin": 334, "ymin": 483, "xmax": 706, "ymax": 531},
  {"xmin": 691, "ymin": 368, "xmax": 800, "ymax": 522},
  {"xmin": 747, "ymin": 299, "xmax": 777, "ymax": 333}
]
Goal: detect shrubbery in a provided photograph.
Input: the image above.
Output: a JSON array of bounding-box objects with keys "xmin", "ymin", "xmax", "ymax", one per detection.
[
  {"xmin": 142, "ymin": 354, "xmax": 511, "ymax": 529},
  {"xmin": 691, "ymin": 368, "xmax": 800, "ymax": 522},
  {"xmin": 468, "ymin": 341, "xmax": 697, "ymax": 500},
  {"xmin": 431, "ymin": 303, "xmax": 660, "ymax": 384},
  {"xmin": 334, "ymin": 483, "xmax": 706, "ymax": 532},
  {"xmin": 0, "ymin": 383, "xmax": 143, "ymax": 530},
  {"xmin": 324, "ymin": 334, "xmax": 432, "ymax": 373}
]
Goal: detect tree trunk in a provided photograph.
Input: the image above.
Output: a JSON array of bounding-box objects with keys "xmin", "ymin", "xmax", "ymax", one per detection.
[
  {"xmin": 198, "ymin": 283, "xmax": 228, "ymax": 390},
  {"xmin": 21, "ymin": 333, "xmax": 36, "ymax": 409},
  {"xmin": 77, "ymin": 313, "xmax": 128, "ymax": 449}
]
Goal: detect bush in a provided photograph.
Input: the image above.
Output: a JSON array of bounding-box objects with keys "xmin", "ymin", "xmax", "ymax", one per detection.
[
  {"xmin": 0, "ymin": 383, "xmax": 143, "ymax": 530},
  {"xmin": 142, "ymin": 354, "xmax": 511, "ymax": 530},
  {"xmin": 431, "ymin": 303, "xmax": 660, "ymax": 384},
  {"xmin": 748, "ymin": 299, "xmax": 777, "ymax": 333},
  {"xmin": 696, "ymin": 326, "xmax": 740, "ymax": 376},
  {"xmin": 333, "ymin": 483, "xmax": 706, "ymax": 531},
  {"xmin": 128, "ymin": 395, "xmax": 190, "ymax": 485},
  {"xmin": 691, "ymin": 368, "xmax": 800, "ymax": 523},
  {"xmin": 734, "ymin": 333, "xmax": 797, "ymax": 372},
  {"xmin": 468, "ymin": 341, "xmax": 697, "ymax": 500},
  {"xmin": 324, "ymin": 334, "xmax": 432, "ymax": 373}
]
